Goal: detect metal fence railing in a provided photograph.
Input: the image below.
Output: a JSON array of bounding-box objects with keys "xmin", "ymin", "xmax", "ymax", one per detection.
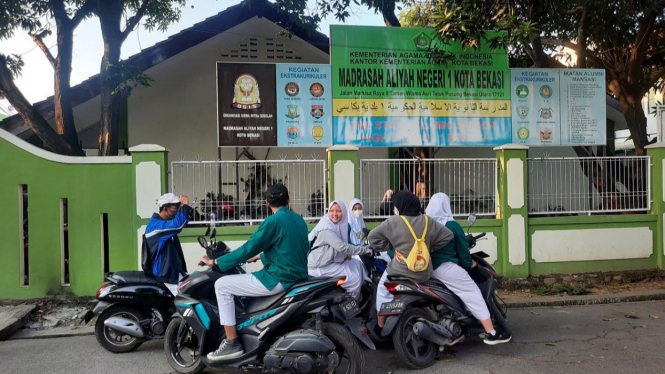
[
  {"xmin": 171, "ymin": 160, "xmax": 327, "ymax": 225},
  {"xmin": 359, "ymin": 158, "xmax": 498, "ymax": 219},
  {"xmin": 527, "ymin": 156, "xmax": 651, "ymax": 215}
]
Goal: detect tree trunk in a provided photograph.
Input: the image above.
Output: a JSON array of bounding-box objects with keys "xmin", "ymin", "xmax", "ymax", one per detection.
[
  {"xmin": 0, "ymin": 56, "xmax": 79, "ymax": 155},
  {"xmin": 381, "ymin": 1, "xmax": 401, "ymax": 27},
  {"xmin": 97, "ymin": 0, "xmax": 125, "ymax": 156},
  {"xmin": 53, "ymin": 18, "xmax": 84, "ymax": 155},
  {"xmin": 617, "ymin": 92, "xmax": 649, "ymax": 155}
]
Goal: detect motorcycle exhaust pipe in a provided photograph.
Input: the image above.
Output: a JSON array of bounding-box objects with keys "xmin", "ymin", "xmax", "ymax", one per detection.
[
  {"xmin": 413, "ymin": 320, "xmax": 454, "ymax": 346},
  {"xmin": 103, "ymin": 317, "xmax": 145, "ymax": 339}
]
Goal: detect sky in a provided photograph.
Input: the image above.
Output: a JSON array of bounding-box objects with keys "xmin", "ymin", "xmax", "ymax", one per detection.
[{"xmin": 0, "ymin": 0, "xmax": 385, "ymax": 115}]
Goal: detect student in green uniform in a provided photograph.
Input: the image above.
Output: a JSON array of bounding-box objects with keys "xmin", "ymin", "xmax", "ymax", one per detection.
[
  {"xmin": 199, "ymin": 184, "xmax": 309, "ymax": 361},
  {"xmin": 425, "ymin": 193, "xmax": 511, "ymax": 345}
]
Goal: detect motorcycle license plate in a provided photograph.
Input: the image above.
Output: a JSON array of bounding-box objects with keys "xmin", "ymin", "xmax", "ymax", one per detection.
[
  {"xmin": 379, "ymin": 300, "xmax": 404, "ymax": 315},
  {"xmin": 339, "ymin": 299, "xmax": 360, "ymax": 319}
]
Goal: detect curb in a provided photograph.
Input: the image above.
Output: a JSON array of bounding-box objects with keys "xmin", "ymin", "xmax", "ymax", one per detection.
[
  {"xmin": 0, "ymin": 305, "xmax": 37, "ymax": 341},
  {"xmin": 9, "ymin": 326, "xmax": 94, "ymax": 340},
  {"xmin": 505, "ymin": 289, "xmax": 665, "ymax": 308}
]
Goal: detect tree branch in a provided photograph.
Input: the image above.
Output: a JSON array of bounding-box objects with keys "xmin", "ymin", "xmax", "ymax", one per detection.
[
  {"xmin": 29, "ymin": 31, "xmax": 55, "ymax": 68},
  {"xmin": 50, "ymin": 0, "xmax": 70, "ymax": 26},
  {"xmin": 649, "ymin": 66, "xmax": 665, "ymax": 88},
  {"xmin": 628, "ymin": 0, "xmax": 665, "ymax": 79},
  {"xmin": 71, "ymin": 0, "xmax": 97, "ymax": 27},
  {"xmin": 564, "ymin": 6, "xmax": 585, "ymax": 15},
  {"xmin": 121, "ymin": 0, "xmax": 150, "ymax": 42}
]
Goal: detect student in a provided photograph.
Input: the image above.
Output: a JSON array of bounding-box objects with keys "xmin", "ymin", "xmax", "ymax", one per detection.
[{"xmin": 308, "ymin": 200, "xmax": 372, "ymax": 300}]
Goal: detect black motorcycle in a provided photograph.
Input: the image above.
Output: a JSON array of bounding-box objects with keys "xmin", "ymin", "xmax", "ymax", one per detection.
[
  {"xmin": 376, "ymin": 214, "xmax": 510, "ymax": 369},
  {"xmin": 84, "ymin": 229, "xmax": 240, "ymax": 353},
  {"xmin": 163, "ymin": 236, "xmax": 369, "ymax": 374}
]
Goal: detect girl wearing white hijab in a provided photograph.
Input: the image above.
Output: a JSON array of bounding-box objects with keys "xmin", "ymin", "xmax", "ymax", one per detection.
[
  {"xmin": 308, "ymin": 200, "xmax": 371, "ymax": 299},
  {"xmin": 348, "ymin": 198, "xmax": 393, "ymax": 263},
  {"xmin": 425, "ymin": 193, "xmax": 511, "ymax": 345}
]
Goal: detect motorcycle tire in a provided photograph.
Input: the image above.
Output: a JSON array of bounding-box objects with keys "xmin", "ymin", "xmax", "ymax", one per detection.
[
  {"xmin": 94, "ymin": 305, "xmax": 145, "ymax": 353},
  {"xmin": 322, "ymin": 322, "xmax": 365, "ymax": 374},
  {"xmin": 392, "ymin": 307, "xmax": 438, "ymax": 369},
  {"xmin": 164, "ymin": 317, "xmax": 206, "ymax": 374},
  {"xmin": 490, "ymin": 295, "xmax": 511, "ymax": 334}
]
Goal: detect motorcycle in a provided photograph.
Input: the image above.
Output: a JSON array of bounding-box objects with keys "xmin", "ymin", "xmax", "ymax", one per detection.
[
  {"xmin": 84, "ymin": 228, "xmax": 241, "ymax": 353},
  {"xmin": 376, "ymin": 214, "xmax": 510, "ymax": 369},
  {"xmin": 163, "ymin": 235, "xmax": 369, "ymax": 374}
]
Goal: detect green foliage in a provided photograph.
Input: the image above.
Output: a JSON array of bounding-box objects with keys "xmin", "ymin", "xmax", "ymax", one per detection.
[
  {"xmin": 106, "ymin": 62, "xmax": 154, "ymax": 96},
  {"xmin": 123, "ymin": 0, "xmax": 186, "ymax": 33}
]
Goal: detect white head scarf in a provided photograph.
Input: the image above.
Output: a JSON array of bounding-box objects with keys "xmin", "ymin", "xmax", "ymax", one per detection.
[
  {"xmin": 425, "ymin": 193, "xmax": 455, "ymax": 225},
  {"xmin": 308, "ymin": 200, "xmax": 349, "ymax": 243},
  {"xmin": 348, "ymin": 198, "xmax": 365, "ymax": 245}
]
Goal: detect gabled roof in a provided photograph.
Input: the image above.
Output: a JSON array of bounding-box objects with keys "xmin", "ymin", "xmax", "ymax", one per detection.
[{"xmin": 0, "ymin": 0, "xmax": 330, "ymax": 134}]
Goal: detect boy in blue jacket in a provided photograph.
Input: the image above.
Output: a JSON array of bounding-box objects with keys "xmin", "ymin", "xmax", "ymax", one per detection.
[{"xmin": 145, "ymin": 193, "xmax": 192, "ymax": 295}]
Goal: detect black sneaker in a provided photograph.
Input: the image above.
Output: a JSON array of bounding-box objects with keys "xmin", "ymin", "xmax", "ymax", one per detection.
[
  {"xmin": 207, "ymin": 338, "xmax": 244, "ymax": 361},
  {"xmin": 484, "ymin": 331, "xmax": 512, "ymax": 345}
]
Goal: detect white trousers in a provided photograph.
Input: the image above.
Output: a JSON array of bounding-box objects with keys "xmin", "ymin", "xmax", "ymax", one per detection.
[
  {"xmin": 375, "ymin": 271, "xmax": 393, "ymax": 312},
  {"xmin": 164, "ymin": 273, "xmax": 184, "ymax": 296},
  {"xmin": 433, "ymin": 262, "xmax": 491, "ymax": 321},
  {"xmin": 214, "ymin": 274, "xmax": 284, "ymax": 326},
  {"xmin": 309, "ymin": 259, "xmax": 366, "ymax": 299}
]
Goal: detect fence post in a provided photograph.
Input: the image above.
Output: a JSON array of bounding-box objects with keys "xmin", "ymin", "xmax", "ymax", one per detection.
[
  {"xmin": 129, "ymin": 145, "xmax": 169, "ymax": 270},
  {"xmin": 646, "ymin": 143, "xmax": 665, "ymax": 270},
  {"xmin": 327, "ymin": 145, "xmax": 359, "ymax": 204},
  {"xmin": 494, "ymin": 144, "xmax": 530, "ymax": 278}
]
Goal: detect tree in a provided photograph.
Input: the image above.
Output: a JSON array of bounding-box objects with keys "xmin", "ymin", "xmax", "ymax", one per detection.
[
  {"xmin": 0, "ymin": 0, "xmax": 92, "ymax": 156},
  {"xmin": 400, "ymin": 0, "xmax": 665, "ymax": 156},
  {"xmin": 94, "ymin": 0, "xmax": 185, "ymax": 156}
]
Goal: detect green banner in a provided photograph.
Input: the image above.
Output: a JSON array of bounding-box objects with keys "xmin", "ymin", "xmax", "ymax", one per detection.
[{"xmin": 331, "ymin": 25, "xmax": 511, "ymax": 147}]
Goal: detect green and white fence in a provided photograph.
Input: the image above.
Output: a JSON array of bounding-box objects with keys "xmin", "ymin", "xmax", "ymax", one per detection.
[{"xmin": 2, "ymin": 128, "xmax": 665, "ymax": 299}]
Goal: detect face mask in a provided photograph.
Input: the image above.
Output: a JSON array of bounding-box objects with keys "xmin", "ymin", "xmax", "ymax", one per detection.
[
  {"xmin": 394, "ymin": 207, "xmax": 400, "ymax": 216},
  {"xmin": 352, "ymin": 210, "xmax": 363, "ymax": 219}
]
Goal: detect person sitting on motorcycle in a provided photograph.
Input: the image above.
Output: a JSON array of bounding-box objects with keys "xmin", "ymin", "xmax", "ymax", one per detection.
[
  {"xmin": 369, "ymin": 191, "xmax": 454, "ymax": 332},
  {"xmin": 348, "ymin": 198, "xmax": 392, "ymax": 263},
  {"xmin": 308, "ymin": 200, "xmax": 372, "ymax": 300},
  {"xmin": 199, "ymin": 184, "xmax": 309, "ymax": 362},
  {"xmin": 144, "ymin": 193, "xmax": 192, "ymax": 295},
  {"xmin": 426, "ymin": 193, "xmax": 512, "ymax": 345}
]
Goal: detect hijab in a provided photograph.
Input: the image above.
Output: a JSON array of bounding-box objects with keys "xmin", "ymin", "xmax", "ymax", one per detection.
[
  {"xmin": 308, "ymin": 200, "xmax": 349, "ymax": 243},
  {"xmin": 425, "ymin": 193, "xmax": 455, "ymax": 225},
  {"xmin": 348, "ymin": 198, "xmax": 365, "ymax": 245},
  {"xmin": 392, "ymin": 191, "xmax": 421, "ymax": 217}
]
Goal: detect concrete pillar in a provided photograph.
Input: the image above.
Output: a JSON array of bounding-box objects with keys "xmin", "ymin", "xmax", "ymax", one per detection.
[{"xmin": 327, "ymin": 145, "xmax": 359, "ymax": 204}]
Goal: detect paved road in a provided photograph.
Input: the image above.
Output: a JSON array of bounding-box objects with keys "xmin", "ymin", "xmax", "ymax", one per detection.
[{"xmin": 1, "ymin": 301, "xmax": 664, "ymax": 374}]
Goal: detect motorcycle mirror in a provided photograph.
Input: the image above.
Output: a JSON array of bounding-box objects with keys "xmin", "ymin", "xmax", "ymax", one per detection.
[
  {"xmin": 467, "ymin": 213, "xmax": 477, "ymax": 227},
  {"xmin": 197, "ymin": 236, "xmax": 207, "ymax": 248},
  {"xmin": 204, "ymin": 226, "xmax": 211, "ymax": 237}
]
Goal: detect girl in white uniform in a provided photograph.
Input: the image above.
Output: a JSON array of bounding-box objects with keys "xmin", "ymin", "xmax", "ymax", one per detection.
[
  {"xmin": 307, "ymin": 200, "xmax": 372, "ymax": 299},
  {"xmin": 348, "ymin": 198, "xmax": 392, "ymax": 263}
]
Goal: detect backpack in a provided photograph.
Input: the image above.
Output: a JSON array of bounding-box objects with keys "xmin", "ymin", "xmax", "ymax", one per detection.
[
  {"xmin": 140, "ymin": 234, "xmax": 153, "ymax": 275},
  {"xmin": 400, "ymin": 215, "xmax": 430, "ymax": 272}
]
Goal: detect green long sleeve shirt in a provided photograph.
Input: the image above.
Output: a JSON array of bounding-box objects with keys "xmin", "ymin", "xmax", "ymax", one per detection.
[
  {"xmin": 215, "ymin": 207, "xmax": 309, "ymax": 290},
  {"xmin": 431, "ymin": 221, "xmax": 473, "ymax": 270}
]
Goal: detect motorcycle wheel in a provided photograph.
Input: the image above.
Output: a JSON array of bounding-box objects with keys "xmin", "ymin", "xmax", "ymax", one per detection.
[
  {"xmin": 164, "ymin": 317, "xmax": 206, "ymax": 374},
  {"xmin": 322, "ymin": 322, "xmax": 365, "ymax": 374},
  {"xmin": 392, "ymin": 307, "xmax": 438, "ymax": 369},
  {"xmin": 94, "ymin": 305, "xmax": 145, "ymax": 353}
]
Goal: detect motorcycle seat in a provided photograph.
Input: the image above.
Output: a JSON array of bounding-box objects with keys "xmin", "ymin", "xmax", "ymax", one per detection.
[
  {"xmin": 111, "ymin": 271, "xmax": 164, "ymax": 287},
  {"xmin": 386, "ymin": 275, "xmax": 414, "ymax": 282},
  {"xmin": 241, "ymin": 277, "xmax": 335, "ymax": 314}
]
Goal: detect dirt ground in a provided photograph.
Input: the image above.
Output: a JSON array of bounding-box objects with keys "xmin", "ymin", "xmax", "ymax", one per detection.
[{"xmin": 497, "ymin": 279, "xmax": 665, "ymax": 300}]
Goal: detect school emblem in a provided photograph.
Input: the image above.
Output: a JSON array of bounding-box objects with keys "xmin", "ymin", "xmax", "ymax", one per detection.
[
  {"xmin": 312, "ymin": 126, "xmax": 324, "ymax": 141},
  {"xmin": 311, "ymin": 105, "xmax": 324, "ymax": 119},
  {"xmin": 516, "ymin": 106, "xmax": 529, "ymax": 120},
  {"xmin": 538, "ymin": 107, "xmax": 554, "ymax": 119},
  {"xmin": 540, "ymin": 128, "xmax": 553, "ymax": 141},
  {"xmin": 310, "ymin": 83, "xmax": 324, "ymax": 97},
  {"xmin": 232, "ymin": 74, "xmax": 262, "ymax": 109},
  {"xmin": 286, "ymin": 126, "xmax": 300, "ymax": 140},
  {"xmin": 285, "ymin": 82, "xmax": 299, "ymax": 97},
  {"xmin": 517, "ymin": 127, "xmax": 530, "ymax": 140},
  {"xmin": 286, "ymin": 105, "xmax": 300, "ymax": 119},
  {"xmin": 516, "ymin": 85, "xmax": 529, "ymax": 98},
  {"xmin": 413, "ymin": 31, "xmax": 432, "ymax": 51},
  {"xmin": 539, "ymin": 85, "xmax": 553, "ymax": 99}
]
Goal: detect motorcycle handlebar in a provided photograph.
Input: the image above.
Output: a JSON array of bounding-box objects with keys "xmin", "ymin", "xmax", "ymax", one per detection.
[{"xmin": 473, "ymin": 233, "xmax": 486, "ymax": 240}]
